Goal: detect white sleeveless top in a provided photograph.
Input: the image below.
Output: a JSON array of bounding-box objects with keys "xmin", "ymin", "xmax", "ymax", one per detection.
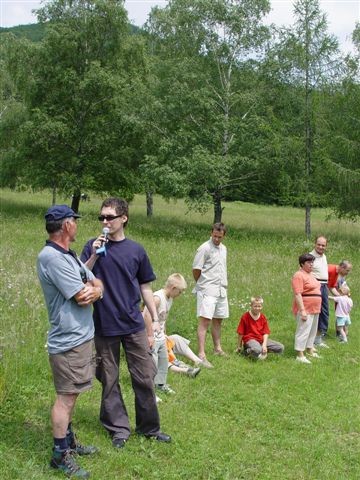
[{"xmin": 153, "ymin": 289, "xmax": 173, "ymax": 341}]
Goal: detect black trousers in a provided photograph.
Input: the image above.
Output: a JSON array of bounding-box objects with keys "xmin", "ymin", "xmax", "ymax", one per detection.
[
  {"xmin": 95, "ymin": 330, "xmax": 160, "ymax": 439},
  {"xmin": 317, "ymin": 283, "xmax": 329, "ymax": 334}
]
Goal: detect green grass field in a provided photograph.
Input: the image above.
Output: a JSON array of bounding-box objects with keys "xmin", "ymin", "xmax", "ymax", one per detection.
[{"xmin": 0, "ymin": 189, "xmax": 359, "ymax": 480}]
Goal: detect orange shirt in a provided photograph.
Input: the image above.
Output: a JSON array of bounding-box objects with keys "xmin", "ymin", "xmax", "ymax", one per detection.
[{"xmin": 292, "ymin": 269, "xmax": 321, "ymax": 314}]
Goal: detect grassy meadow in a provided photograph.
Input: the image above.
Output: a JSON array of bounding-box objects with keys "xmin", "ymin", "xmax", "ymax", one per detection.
[{"xmin": 0, "ymin": 188, "xmax": 359, "ymax": 480}]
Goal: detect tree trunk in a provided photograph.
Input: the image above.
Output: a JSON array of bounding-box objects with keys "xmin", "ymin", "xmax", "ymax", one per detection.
[
  {"xmin": 146, "ymin": 191, "xmax": 153, "ymax": 217},
  {"xmin": 305, "ymin": 205, "xmax": 311, "ymax": 240},
  {"xmin": 304, "ymin": 1, "xmax": 312, "ymax": 240},
  {"xmin": 213, "ymin": 192, "xmax": 223, "ymax": 223},
  {"xmin": 71, "ymin": 190, "xmax": 81, "ymax": 213},
  {"xmin": 52, "ymin": 185, "xmax": 57, "ymax": 205}
]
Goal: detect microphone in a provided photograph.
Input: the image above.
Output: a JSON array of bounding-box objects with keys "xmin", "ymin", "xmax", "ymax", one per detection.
[
  {"xmin": 102, "ymin": 227, "xmax": 110, "ymax": 241},
  {"xmin": 96, "ymin": 227, "xmax": 110, "ymax": 257}
]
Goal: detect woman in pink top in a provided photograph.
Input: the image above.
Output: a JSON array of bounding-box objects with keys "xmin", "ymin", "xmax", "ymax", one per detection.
[{"xmin": 292, "ymin": 253, "xmax": 322, "ymax": 364}]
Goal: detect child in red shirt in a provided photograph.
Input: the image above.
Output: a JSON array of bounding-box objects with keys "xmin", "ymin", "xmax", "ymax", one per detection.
[{"xmin": 236, "ymin": 297, "xmax": 284, "ymax": 360}]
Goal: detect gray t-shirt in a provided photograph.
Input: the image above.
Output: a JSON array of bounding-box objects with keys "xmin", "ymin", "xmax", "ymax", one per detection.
[{"xmin": 37, "ymin": 243, "xmax": 95, "ymax": 354}]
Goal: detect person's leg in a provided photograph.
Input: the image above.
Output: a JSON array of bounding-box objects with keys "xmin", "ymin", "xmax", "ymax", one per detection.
[
  {"xmin": 197, "ymin": 292, "xmax": 217, "ymax": 359},
  {"xmin": 266, "ymin": 338, "xmax": 285, "ymax": 354},
  {"xmin": 211, "ymin": 318, "xmax": 223, "ymax": 354},
  {"xmin": 154, "ymin": 340, "xmax": 170, "ymax": 387},
  {"xmin": 169, "ymin": 364, "xmax": 188, "ymax": 374},
  {"xmin": 197, "ymin": 316, "xmax": 211, "ymax": 359},
  {"xmin": 315, "ymin": 284, "xmax": 329, "ymax": 343},
  {"xmin": 339, "ymin": 326, "xmax": 347, "ymax": 342},
  {"xmin": 171, "ymin": 334, "xmax": 203, "ymax": 364},
  {"xmin": 211, "ymin": 295, "xmax": 229, "ymax": 354},
  {"xmin": 95, "ymin": 335, "xmax": 131, "ymax": 440},
  {"xmin": 51, "ymin": 393, "xmax": 78, "ymax": 440},
  {"xmin": 244, "ymin": 339, "xmax": 262, "ymax": 359},
  {"xmin": 305, "ymin": 314, "xmax": 319, "ymax": 353},
  {"xmin": 294, "ymin": 313, "xmax": 312, "ymax": 359},
  {"xmin": 50, "ymin": 394, "xmax": 91, "ymax": 478},
  {"xmin": 122, "ymin": 330, "xmax": 161, "ymax": 436}
]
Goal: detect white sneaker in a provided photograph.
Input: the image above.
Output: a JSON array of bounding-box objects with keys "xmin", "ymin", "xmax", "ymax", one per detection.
[
  {"xmin": 296, "ymin": 356, "xmax": 312, "ymax": 364},
  {"xmin": 156, "ymin": 384, "xmax": 176, "ymax": 394},
  {"xmin": 156, "ymin": 395, "xmax": 163, "ymax": 404},
  {"xmin": 316, "ymin": 342, "xmax": 330, "ymax": 349},
  {"xmin": 307, "ymin": 352, "xmax": 322, "ymax": 359}
]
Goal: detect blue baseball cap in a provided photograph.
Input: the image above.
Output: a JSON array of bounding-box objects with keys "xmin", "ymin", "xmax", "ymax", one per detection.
[{"xmin": 45, "ymin": 205, "xmax": 81, "ymax": 221}]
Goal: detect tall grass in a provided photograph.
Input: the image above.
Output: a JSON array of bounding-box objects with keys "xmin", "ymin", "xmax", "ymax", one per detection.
[{"xmin": 0, "ymin": 189, "xmax": 359, "ymax": 480}]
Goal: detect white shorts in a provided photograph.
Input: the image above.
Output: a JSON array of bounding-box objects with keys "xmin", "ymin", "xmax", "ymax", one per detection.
[{"xmin": 196, "ymin": 292, "xmax": 229, "ymax": 320}]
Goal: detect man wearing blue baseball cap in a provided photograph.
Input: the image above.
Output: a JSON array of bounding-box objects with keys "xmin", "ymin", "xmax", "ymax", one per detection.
[{"xmin": 37, "ymin": 205, "xmax": 104, "ymax": 479}]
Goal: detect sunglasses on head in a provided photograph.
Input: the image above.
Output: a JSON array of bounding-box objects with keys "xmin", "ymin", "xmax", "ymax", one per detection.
[{"xmin": 98, "ymin": 214, "xmax": 122, "ymax": 222}]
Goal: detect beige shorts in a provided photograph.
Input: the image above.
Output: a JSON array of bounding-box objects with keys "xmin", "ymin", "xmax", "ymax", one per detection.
[
  {"xmin": 49, "ymin": 339, "xmax": 95, "ymax": 394},
  {"xmin": 196, "ymin": 292, "xmax": 229, "ymax": 320}
]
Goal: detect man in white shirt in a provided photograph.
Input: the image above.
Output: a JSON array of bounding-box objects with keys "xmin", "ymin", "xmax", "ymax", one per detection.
[
  {"xmin": 193, "ymin": 223, "xmax": 229, "ymax": 367},
  {"xmin": 310, "ymin": 235, "xmax": 330, "ymax": 347}
]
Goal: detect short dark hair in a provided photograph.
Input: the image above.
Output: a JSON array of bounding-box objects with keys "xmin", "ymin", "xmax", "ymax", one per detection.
[
  {"xmin": 299, "ymin": 253, "xmax": 315, "ymax": 266},
  {"xmin": 101, "ymin": 197, "xmax": 129, "ymax": 227},
  {"xmin": 45, "ymin": 218, "xmax": 67, "ymax": 234},
  {"xmin": 212, "ymin": 222, "xmax": 226, "ymax": 234}
]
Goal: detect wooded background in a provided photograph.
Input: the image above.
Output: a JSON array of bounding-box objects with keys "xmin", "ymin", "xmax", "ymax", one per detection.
[{"xmin": 1, "ymin": 0, "xmax": 359, "ymax": 237}]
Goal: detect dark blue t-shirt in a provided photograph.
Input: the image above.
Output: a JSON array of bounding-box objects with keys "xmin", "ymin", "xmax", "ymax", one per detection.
[{"xmin": 81, "ymin": 238, "xmax": 156, "ymax": 336}]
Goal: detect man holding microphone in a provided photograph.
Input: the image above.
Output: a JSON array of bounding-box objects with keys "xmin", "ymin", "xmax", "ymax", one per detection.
[{"xmin": 81, "ymin": 197, "xmax": 170, "ymax": 449}]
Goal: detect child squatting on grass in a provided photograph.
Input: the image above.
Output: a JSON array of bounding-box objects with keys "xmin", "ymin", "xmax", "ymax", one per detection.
[
  {"xmin": 143, "ymin": 273, "xmax": 189, "ymax": 397},
  {"xmin": 329, "ymin": 285, "xmax": 353, "ymax": 343},
  {"xmin": 235, "ymin": 297, "xmax": 284, "ymax": 360}
]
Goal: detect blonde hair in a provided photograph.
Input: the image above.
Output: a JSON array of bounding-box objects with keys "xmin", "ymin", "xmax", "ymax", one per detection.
[
  {"xmin": 339, "ymin": 285, "xmax": 350, "ymax": 296},
  {"xmin": 250, "ymin": 296, "xmax": 264, "ymax": 305},
  {"xmin": 165, "ymin": 273, "xmax": 187, "ymax": 290}
]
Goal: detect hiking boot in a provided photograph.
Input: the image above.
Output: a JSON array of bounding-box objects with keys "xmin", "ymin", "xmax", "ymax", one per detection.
[
  {"xmin": 50, "ymin": 449, "xmax": 90, "ymax": 478},
  {"xmin": 68, "ymin": 435, "xmax": 98, "ymax": 456}
]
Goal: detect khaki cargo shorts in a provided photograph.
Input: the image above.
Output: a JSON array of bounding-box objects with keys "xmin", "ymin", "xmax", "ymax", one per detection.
[{"xmin": 49, "ymin": 339, "xmax": 95, "ymax": 394}]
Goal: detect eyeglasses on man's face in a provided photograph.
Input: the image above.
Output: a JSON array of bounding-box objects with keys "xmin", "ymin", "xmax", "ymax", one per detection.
[{"xmin": 98, "ymin": 214, "xmax": 122, "ymax": 222}]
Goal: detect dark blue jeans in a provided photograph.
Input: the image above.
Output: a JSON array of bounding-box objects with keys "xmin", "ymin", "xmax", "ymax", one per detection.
[{"xmin": 317, "ymin": 283, "xmax": 329, "ymax": 334}]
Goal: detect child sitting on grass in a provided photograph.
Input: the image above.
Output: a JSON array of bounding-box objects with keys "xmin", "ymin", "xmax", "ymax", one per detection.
[
  {"xmin": 236, "ymin": 296, "xmax": 284, "ymax": 359},
  {"xmin": 167, "ymin": 334, "xmax": 201, "ymax": 378},
  {"xmin": 143, "ymin": 273, "xmax": 187, "ymax": 395},
  {"xmin": 329, "ymin": 285, "xmax": 353, "ymax": 343}
]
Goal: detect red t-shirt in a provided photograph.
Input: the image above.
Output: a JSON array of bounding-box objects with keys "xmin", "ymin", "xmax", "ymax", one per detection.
[
  {"xmin": 327, "ymin": 264, "xmax": 338, "ymax": 288},
  {"xmin": 236, "ymin": 312, "xmax": 270, "ymax": 344}
]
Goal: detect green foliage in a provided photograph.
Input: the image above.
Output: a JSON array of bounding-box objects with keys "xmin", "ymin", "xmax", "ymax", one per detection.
[
  {"xmin": 0, "ymin": 189, "xmax": 359, "ymax": 479},
  {"xmin": 0, "ymin": 0, "xmax": 144, "ymax": 204},
  {"xmin": 0, "ymin": 23, "xmax": 46, "ymax": 42},
  {"xmin": 142, "ymin": 0, "xmax": 271, "ymax": 221}
]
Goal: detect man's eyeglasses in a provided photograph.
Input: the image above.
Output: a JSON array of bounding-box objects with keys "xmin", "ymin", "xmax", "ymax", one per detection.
[{"xmin": 98, "ymin": 214, "xmax": 122, "ymax": 222}]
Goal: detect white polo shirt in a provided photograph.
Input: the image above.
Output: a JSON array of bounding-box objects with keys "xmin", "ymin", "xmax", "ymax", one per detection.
[
  {"xmin": 193, "ymin": 238, "xmax": 227, "ymax": 297},
  {"xmin": 310, "ymin": 249, "xmax": 328, "ymax": 284}
]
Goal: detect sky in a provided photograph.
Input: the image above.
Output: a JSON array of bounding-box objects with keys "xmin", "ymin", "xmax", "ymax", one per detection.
[{"xmin": 0, "ymin": 0, "xmax": 359, "ymax": 54}]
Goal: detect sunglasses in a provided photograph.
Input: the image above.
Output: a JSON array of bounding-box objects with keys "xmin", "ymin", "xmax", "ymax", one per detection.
[{"xmin": 98, "ymin": 214, "xmax": 122, "ymax": 222}]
